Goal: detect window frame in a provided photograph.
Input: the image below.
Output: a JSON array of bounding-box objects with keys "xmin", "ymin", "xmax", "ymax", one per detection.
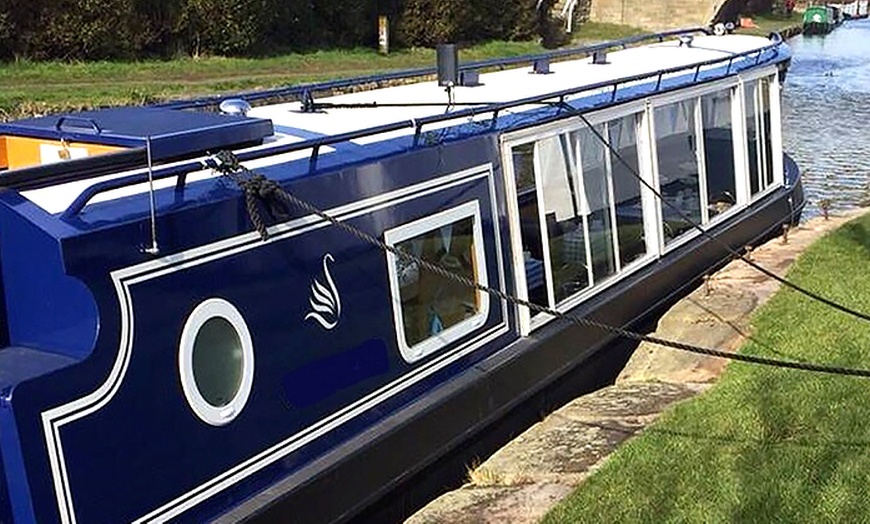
[
  {"xmin": 178, "ymin": 297, "xmax": 255, "ymax": 426},
  {"xmin": 738, "ymin": 69, "xmax": 784, "ymax": 201},
  {"xmin": 384, "ymin": 200, "xmax": 490, "ymax": 363},
  {"xmin": 499, "ymin": 66, "xmax": 783, "ymax": 334}
]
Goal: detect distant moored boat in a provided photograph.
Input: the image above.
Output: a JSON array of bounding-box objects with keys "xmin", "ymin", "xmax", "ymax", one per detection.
[{"xmin": 803, "ymin": 5, "xmax": 837, "ymax": 34}]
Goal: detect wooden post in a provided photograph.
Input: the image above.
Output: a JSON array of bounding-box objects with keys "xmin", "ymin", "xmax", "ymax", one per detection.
[
  {"xmin": 820, "ymin": 198, "xmax": 831, "ymax": 220},
  {"xmin": 378, "ymin": 16, "xmax": 389, "ymax": 55}
]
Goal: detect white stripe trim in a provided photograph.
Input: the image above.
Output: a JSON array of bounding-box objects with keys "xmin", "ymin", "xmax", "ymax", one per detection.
[{"xmin": 41, "ymin": 164, "xmax": 505, "ymax": 523}]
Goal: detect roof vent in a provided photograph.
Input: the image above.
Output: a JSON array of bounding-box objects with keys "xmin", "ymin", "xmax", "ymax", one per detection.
[
  {"xmin": 219, "ymin": 99, "xmax": 252, "ymax": 117},
  {"xmin": 592, "ymin": 50, "xmax": 608, "ymax": 65},
  {"xmin": 459, "ymin": 70, "xmax": 481, "ymax": 86},
  {"xmin": 533, "ymin": 57, "xmax": 551, "ymax": 74},
  {"xmin": 678, "ymin": 34, "xmax": 694, "ymax": 47}
]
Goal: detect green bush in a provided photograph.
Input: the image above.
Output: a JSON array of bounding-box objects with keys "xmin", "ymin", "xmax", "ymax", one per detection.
[
  {"xmin": 39, "ymin": 0, "xmax": 139, "ymax": 59},
  {"xmin": 0, "ymin": 0, "xmax": 546, "ymax": 61},
  {"xmin": 177, "ymin": 0, "xmax": 264, "ymax": 56},
  {"xmin": 395, "ymin": 0, "xmax": 540, "ymax": 47},
  {"xmin": 0, "ymin": 9, "xmax": 11, "ymax": 61}
]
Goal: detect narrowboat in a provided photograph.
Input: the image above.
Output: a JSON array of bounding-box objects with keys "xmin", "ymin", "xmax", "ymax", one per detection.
[
  {"xmin": 0, "ymin": 28, "xmax": 803, "ymax": 523},
  {"xmin": 830, "ymin": 0, "xmax": 869, "ymax": 19},
  {"xmin": 803, "ymin": 5, "xmax": 837, "ymax": 34}
]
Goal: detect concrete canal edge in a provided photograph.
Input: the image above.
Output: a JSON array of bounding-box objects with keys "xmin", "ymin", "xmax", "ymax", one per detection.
[{"xmin": 405, "ymin": 207, "xmax": 869, "ymax": 524}]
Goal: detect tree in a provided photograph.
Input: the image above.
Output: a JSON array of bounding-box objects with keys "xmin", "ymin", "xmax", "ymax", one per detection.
[
  {"xmin": 177, "ymin": 0, "xmax": 264, "ymax": 56},
  {"xmin": 30, "ymin": 0, "xmax": 138, "ymax": 60}
]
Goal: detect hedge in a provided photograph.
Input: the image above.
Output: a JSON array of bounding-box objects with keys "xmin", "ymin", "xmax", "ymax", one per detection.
[{"xmin": 0, "ymin": 0, "xmax": 552, "ymax": 61}]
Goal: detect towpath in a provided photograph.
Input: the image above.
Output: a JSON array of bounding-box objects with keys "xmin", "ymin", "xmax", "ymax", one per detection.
[{"xmin": 406, "ymin": 207, "xmax": 869, "ymax": 524}]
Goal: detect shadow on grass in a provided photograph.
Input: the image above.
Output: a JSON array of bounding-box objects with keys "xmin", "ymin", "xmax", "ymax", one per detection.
[
  {"xmin": 838, "ymin": 219, "xmax": 870, "ymax": 257},
  {"xmin": 575, "ymin": 419, "xmax": 870, "ymax": 450}
]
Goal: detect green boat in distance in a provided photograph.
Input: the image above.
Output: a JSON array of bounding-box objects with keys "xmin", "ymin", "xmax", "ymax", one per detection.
[{"xmin": 803, "ymin": 5, "xmax": 836, "ymax": 34}]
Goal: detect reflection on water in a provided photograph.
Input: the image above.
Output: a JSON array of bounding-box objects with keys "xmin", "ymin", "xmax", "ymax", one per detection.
[{"xmin": 783, "ymin": 18, "xmax": 870, "ymax": 218}]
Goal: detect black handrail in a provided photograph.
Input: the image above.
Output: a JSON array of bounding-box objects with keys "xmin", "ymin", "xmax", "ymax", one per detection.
[
  {"xmin": 58, "ymin": 33, "xmax": 788, "ymax": 218},
  {"xmin": 156, "ymin": 27, "xmax": 712, "ymax": 112}
]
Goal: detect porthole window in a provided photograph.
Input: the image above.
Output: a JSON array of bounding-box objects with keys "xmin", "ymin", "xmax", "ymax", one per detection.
[{"xmin": 179, "ymin": 298, "xmax": 254, "ymax": 426}]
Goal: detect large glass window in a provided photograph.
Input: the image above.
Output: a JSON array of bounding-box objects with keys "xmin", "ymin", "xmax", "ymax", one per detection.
[
  {"xmin": 702, "ymin": 90, "xmax": 737, "ymax": 218},
  {"xmin": 654, "ymin": 100, "xmax": 703, "ymax": 242},
  {"xmin": 745, "ymin": 81, "xmax": 760, "ymax": 195},
  {"xmin": 538, "ymin": 135, "xmax": 590, "ymax": 303},
  {"xmin": 578, "ymin": 126, "xmax": 617, "ymax": 283},
  {"xmin": 608, "ymin": 115, "xmax": 647, "ymax": 266},
  {"xmin": 386, "ymin": 202, "xmax": 489, "ymax": 362},
  {"xmin": 761, "ymin": 76, "xmax": 775, "ymax": 188},
  {"xmin": 511, "ymin": 112, "xmax": 648, "ymax": 312},
  {"xmin": 745, "ymin": 78, "xmax": 776, "ymax": 196},
  {"xmin": 511, "ymin": 143, "xmax": 547, "ymax": 306}
]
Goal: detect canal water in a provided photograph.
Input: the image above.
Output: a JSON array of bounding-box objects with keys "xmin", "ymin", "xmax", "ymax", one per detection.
[{"xmin": 783, "ymin": 18, "xmax": 870, "ymax": 218}]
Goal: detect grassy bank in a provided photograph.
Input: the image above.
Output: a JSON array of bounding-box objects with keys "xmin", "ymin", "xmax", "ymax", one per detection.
[
  {"xmin": 543, "ymin": 212, "xmax": 870, "ymax": 523},
  {"xmin": 0, "ymin": 17, "xmax": 800, "ymax": 122},
  {"xmin": 738, "ymin": 12, "xmax": 804, "ymax": 36},
  {"xmin": 0, "ymin": 22, "xmax": 688, "ymax": 121},
  {"xmin": 0, "ymin": 30, "xmax": 636, "ymax": 120},
  {"xmin": 0, "ymin": 41, "xmax": 544, "ymax": 120}
]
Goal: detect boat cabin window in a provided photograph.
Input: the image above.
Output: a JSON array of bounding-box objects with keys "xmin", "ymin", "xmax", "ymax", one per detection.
[
  {"xmin": 385, "ymin": 201, "xmax": 489, "ymax": 363},
  {"xmin": 505, "ymin": 71, "xmax": 784, "ymax": 333},
  {"xmin": 510, "ymin": 111, "xmax": 648, "ymax": 313},
  {"xmin": 608, "ymin": 114, "xmax": 647, "ymax": 268},
  {"xmin": 654, "ymin": 100, "xmax": 704, "ymax": 243},
  {"xmin": 511, "ymin": 143, "xmax": 548, "ymax": 307},
  {"xmin": 702, "ymin": 89, "xmax": 737, "ymax": 218},
  {"xmin": 651, "ymin": 82, "xmax": 765, "ymax": 244},
  {"xmin": 745, "ymin": 77, "xmax": 776, "ymax": 195}
]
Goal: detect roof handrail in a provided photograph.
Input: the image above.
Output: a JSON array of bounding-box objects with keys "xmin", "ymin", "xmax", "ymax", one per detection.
[
  {"xmin": 57, "ymin": 36, "xmax": 787, "ymax": 219},
  {"xmin": 155, "ymin": 27, "xmax": 712, "ymax": 112}
]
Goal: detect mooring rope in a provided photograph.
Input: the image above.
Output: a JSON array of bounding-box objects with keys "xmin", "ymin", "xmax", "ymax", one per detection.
[
  {"xmin": 567, "ymin": 109, "xmax": 870, "ymax": 325},
  {"xmin": 205, "ymin": 150, "xmax": 870, "ymax": 379}
]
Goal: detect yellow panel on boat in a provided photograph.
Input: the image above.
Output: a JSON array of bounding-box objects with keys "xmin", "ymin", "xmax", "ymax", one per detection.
[
  {"xmin": 0, "ymin": 136, "xmax": 124, "ymax": 170},
  {"xmin": 0, "ymin": 136, "xmax": 7, "ymax": 169}
]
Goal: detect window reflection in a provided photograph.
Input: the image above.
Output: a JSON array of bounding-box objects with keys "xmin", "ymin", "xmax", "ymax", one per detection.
[
  {"xmin": 396, "ymin": 217, "xmax": 479, "ymax": 347},
  {"xmin": 761, "ymin": 77, "xmax": 775, "ymax": 188},
  {"xmin": 512, "ymin": 143, "xmax": 547, "ymax": 306},
  {"xmin": 745, "ymin": 80, "xmax": 761, "ymax": 195},
  {"xmin": 608, "ymin": 115, "xmax": 647, "ymax": 266},
  {"xmin": 538, "ymin": 134, "xmax": 590, "ymax": 303},
  {"xmin": 702, "ymin": 90, "xmax": 736, "ymax": 218},
  {"xmin": 654, "ymin": 100, "xmax": 703, "ymax": 242},
  {"xmin": 578, "ymin": 126, "xmax": 617, "ymax": 283}
]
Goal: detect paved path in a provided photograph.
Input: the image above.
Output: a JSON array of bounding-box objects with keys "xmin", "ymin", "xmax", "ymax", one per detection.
[{"xmin": 406, "ymin": 208, "xmax": 869, "ymax": 524}]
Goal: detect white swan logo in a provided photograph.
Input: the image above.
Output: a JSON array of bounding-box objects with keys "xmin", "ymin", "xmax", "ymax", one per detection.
[{"xmin": 304, "ymin": 254, "xmax": 341, "ymax": 330}]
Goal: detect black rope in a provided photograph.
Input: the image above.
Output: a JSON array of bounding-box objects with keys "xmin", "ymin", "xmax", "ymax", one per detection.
[
  {"xmin": 567, "ymin": 109, "xmax": 870, "ymax": 325},
  {"xmin": 207, "ymin": 150, "xmax": 870, "ymax": 379}
]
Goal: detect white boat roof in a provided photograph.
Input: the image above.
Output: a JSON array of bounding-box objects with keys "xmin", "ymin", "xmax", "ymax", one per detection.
[
  {"xmin": 21, "ymin": 33, "xmax": 783, "ymax": 215},
  {"xmin": 248, "ymin": 34, "xmax": 779, "ymax": 144}
]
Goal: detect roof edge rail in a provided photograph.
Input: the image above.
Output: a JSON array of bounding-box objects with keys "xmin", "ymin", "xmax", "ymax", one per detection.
[{"xmin": 155, "ymin": 27, "xmax": 712, "ymax": 112}]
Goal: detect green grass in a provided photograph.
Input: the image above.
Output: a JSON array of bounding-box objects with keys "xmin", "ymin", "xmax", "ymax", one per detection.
[
  {"xmin": 0, "ymin": 15, "xmax": 803, "ymax": 122},
  {"xmin": 543, "ymin": 213, "xmax": 870, "ymax": 523},
  {"xmin": 570, "ymin": 22, "xmax": 648, "ymax": 44},
  {"xmin": 0, "ymin": 42, "xmax": 545, "ymax": 120},
  {"xmin": 737, "ymin": 12, "xmax": 804, "ymax": 36}
]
